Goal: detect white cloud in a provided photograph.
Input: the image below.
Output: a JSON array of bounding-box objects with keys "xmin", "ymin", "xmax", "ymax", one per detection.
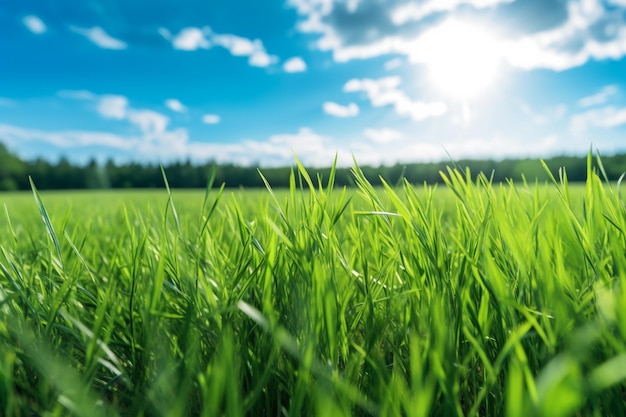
[
  {"xmin": 1, "ymin": 116, "xmax": 610, "ymax": 168},
  {"xmin": 0, "ymin": 91, "xmax": 190, "ymax": 160},
  {"xmin": 391, "ymin": 0, "xmax": 514, "ymax": 25},
  {"xmin": 0, "ymin": 122, "xmax": 195, "ymax": 163},
  {"xmin": 288, "ymin": 0, "xmax": 626, "ymax": 72},
  {"xmin": 165, "ymin": 98, "xmax": 187, "ymax": 113},
  {"xmin": 267, "ymin": 127, "xmax": 323, "ymax": 148},
  {"xmin": 163, "ymin": 26, "xmax": 277, "ymax": 67},
  {"xmin": 250, "ymin": 127, "xmax": 332, "ymax": 163},
  {"xmin": 212, "ymin": 34, "xmax": 256, "ymax": 55},
  {"xmin": 0, "ymin": 123, "xmax": 134, "ymax": 150},
  {"xmin": 570, "ymin": 106, "xmax": 626, "ymax": 134},
  {"xmin": 249, "ymin": 51, "xmax": 276, "ymax": 67},
  {"xmin": 202, "ymin": 114, "xmax": 221, "ymax": 124},
  {"xmin": 347, "ymin": 0, "xmax": 362, "ymax": 13},
  {"xmin": 578, "ymin": 85, "xmax": 619, "ymax": 107},
  {"xmin": 287, "ymin": 0, "xmax": 334, "ymax": 17},
  {"xmin": 283, "ymin": 57, "xmax": 307, "ymax": 72},
  {"xmin": 97, "ymin": 95, "xmax": 129, "ymax": 120},
  {"xmin": 70, "ymin": 26, "xmax": 127, "ymax": 50},
  {"xmin": 383, "ymin": 57, "xmax": 403, "ymax": 70},
  {"xmin": 322, "ymin": 101, "xmax": 359, "ymax": 117},
  {"xmin": 0, "ymin": 122, "xmax": 330, "ymax": 167},
  {"xmin": 93, "ymin": 94, "xmax": 170, "ymax": 135},
  {"xmin": 127, "ymin": 110, "xmax": 169, "ymax": 134},
  {"xmin": 363, "ymin": 128, "xmax": 404, "ymax": 144},
  {"xmin": 22, "ymin": 15, "xmax": 47, "ymax": 34},
  {"xmin": 344, "ymin": 76, "xmax": 447, "ymax": 121},
  {"xmin": 171, "ymin": 27, "xmax": 211, "ymax": 50},
  {"xmin": 213, "ymin": 34, "xmax": 277, "ymax": 67},
  {"xmin": 502, "ymin": 0, "xmax": 626, "ymax": 71},
  {"xmin": 184, "ymin": 127, "xmax": 348, "ymax": 167}
]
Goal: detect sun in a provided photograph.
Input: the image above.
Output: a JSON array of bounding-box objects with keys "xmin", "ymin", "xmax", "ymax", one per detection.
[{"xmin": 419, "ymin": 20, "xmax": 502, "ymax": 99}]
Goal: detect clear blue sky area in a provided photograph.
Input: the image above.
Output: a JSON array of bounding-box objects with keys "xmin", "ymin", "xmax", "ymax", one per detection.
[{"xmin": 1, "ymin": 0, "xmax": 625, "ymax": 166}]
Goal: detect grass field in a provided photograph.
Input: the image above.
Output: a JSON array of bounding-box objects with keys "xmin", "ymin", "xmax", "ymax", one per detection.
[{"xmin": 0, "ymin": 158, "xmax": 625, "ymax": 416}]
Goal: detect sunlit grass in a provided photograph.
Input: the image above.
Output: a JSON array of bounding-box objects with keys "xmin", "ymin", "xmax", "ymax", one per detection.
[{"xmin": 0, "ymin": 155, "xmax": 625, "ymax": 416}]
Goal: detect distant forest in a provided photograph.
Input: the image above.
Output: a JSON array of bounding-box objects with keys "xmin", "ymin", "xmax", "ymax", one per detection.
[{"xmin": 1, "ymin": 143, "xmax": 625, "ymax": 190}]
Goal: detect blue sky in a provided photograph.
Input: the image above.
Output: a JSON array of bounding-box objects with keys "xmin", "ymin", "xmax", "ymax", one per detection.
[{"xmin": 1, "ymin": 0, "xmax": 625, "ymax": 167}]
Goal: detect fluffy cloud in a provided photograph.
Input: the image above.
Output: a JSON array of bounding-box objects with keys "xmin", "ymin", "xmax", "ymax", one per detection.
[
  {"xmin": 2, "ymin": 89, "xmax": 196, "ymax": 162},
  {"xmin": 212, "ymin": 34, "xmax": 257, "ymax": 55},
  {"xmin": 363, "ymin": 128, "xmax": 404, "ymax": 144},
  {"xmin": 70, "ymin": 26, "xmax": 127, "ymax": 50},
  {"xmin": 287, "ymin": 0, "xmax": 626, "ymax": 72},
  {"xmin": 62, "ymin": 90, "xmax": 174, "ymax": 138},
  {"xmin": 570, "ymin": 106, "xmax": 626, "ymax": 134},
  {"xmin": 97, "ymin": 95, "xmax": 129, "ymax": 120},
  {"xmin": 244, "ymin": 128, "xmax": 336, "ymax": 166},
  {"xmin": 249, "ymin": 51, "xmax": 276, "ymax": 67},
  {"xmin": 0, "ymin": 117, "xmax": 615, "ymax": 168},
  {"xmin": 283, "ymin": 57, "xmax": 308, "ymax": 72},
  {"xmin": 169, "ymin": 27, "xmax": 211, "ymax": 50},
  {"xmin": 202, "ymin": 114, "xmax": 221, "ymax": 124},
  {"xmin": 185, "ymin": 128, "xmax": 352, "ymax": 167},
  {"xmin": 127, "ymin": 110, "xmax": 169, "ymax": 134},
  {"xmin": 165, "ymin": 99, "xmax": 187, "ymax": 113},
  {"xmin": 0, "ymin": 121, "xmax": 338, "ymax": 167},
  {"xmin": 162, "ymin": 26, "xmax": 277, "ymax": 67},
  {"xmin": 391, "ymin": 0, "xmax": 513, "ymax": 25},
  {"xmin": 383, "ymin": 57, "xmax": 403, "ymax": 70},
  {"xmin": 323, "ymin": 101, "xmax": 359, "ymax": 117},
  {"xmin": 0, "ymin": 123, "xmax": 134, "ymax": 150},
  {"xmin": 22, "ymin": 15, "xmax": 47, "ymax": 35},
  {"xmin": 578, "ymin": 85, "xmax": 619, "ymax": 108},
  {"xmin": 344, "ymin": 76, "xmax": 447, "ymax": 121},
  {"xmin": 492, "ymin": 0, "xmax": 626, "ymax": 71}
]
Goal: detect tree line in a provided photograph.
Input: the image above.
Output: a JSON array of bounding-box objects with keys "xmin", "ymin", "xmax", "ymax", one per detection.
[{"xmin": 1, "ymin": 143, "xmax": 625, "ymax": 191}]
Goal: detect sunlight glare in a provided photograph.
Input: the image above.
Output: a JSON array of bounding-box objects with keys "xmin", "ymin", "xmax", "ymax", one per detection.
[{"xmin": 419, "ymin": 20, "xmax": 502, "ymax": 99}]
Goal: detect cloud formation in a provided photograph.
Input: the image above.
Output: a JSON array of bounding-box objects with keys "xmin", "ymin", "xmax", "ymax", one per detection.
[
  {"xmin": 391, "ymin": 0, "xmax": 513, "ymax": 25},
  {"xmin": 383, "ymin": 58, "xmax": 403, "ymax": 70},
  {"xmin": 578, "ymin": 85, "xmax": 619, "ymax": 108},
  {"xmin": 287, "ymin": 0, "xmax": 626, "ymax": 72},
  {"xmin": 0, "ymin": 123, "xmax": 133, "ymax": 150},
  {"xmin": 162, "ymin": 26, "xmax": 277, "ymax": 67},
  {"xmin": 363, "ymin": 128, "xmax": 404, "ymax": 144},
  {"xmin": 165, "ymin": 99, "xmax": 187, "ymax": 113},
  {"xmin": 22, "ymin": 15, "xmax": 47, "ymax": 35},
  {"xmin": 344, "ymin": 76, "xmax": 447, "ymax": 121},
  {"xmin": 97, "ymin": 95, "xmax": 129, "ymax": 120},
  {"xmin": 161, "ymin": 27, "xmax": 210, "ymax": 50},
  {"xmin": 283, "ymin": 57, "xmax": 307, "ymax": 72},
  {"xmin": 502, "ymin": 0, "xmax": 626, "ymax": 71},
  {"xmin": 202, "ymin": 114, "xmax": 221, "ymax": 124},
  {"xmin": 61, "ymin": 90, "xmax": 178, "ymax": 144},
  {"xmin": 323, "ymin": 101, "xmax": 359, "ymax": 117},
  {"xmin": 70, "ymin": 26, "xmax": 128, "ymax": 50},
  {"xmin": 570, "ymin": 106, "xmax": 626, "ymax": 134}
]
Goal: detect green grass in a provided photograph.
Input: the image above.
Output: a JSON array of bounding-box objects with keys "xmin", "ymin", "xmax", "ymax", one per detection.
[{"xmin": 0, "ymin": 156, "xmax": 625, "ymax": 416}]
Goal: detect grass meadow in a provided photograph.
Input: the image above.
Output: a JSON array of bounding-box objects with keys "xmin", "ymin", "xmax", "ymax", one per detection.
[{"xmin": 0, "ymin": 157, "xmax": 625, "ymax": 416}]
